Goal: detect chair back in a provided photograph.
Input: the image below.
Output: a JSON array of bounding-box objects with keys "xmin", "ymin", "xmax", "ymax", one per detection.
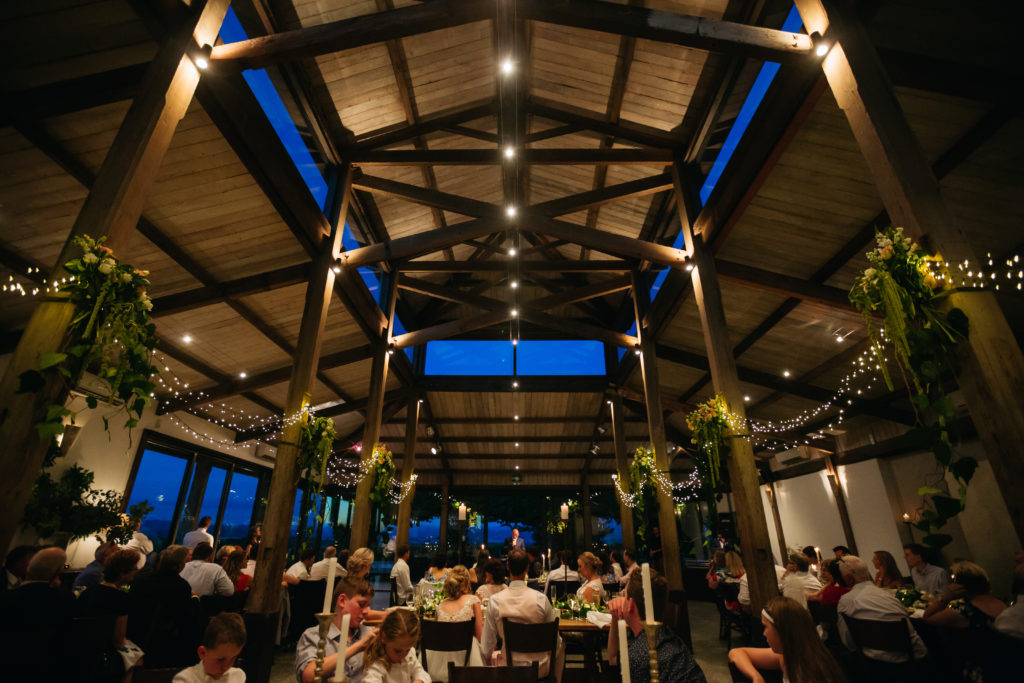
[
  {"xmin": 420, "ymin": 619, "xmax": 477, "ymax": 672},
  {"xmin": 67, "ymin": 614, "xmax": 120, "ymax": 683},
  {"xmin": 448, "ymin": 662, "xmax": 539, "ymax": 683},
  {"xmin": 287, "ymin": 579, "xmax": 328, "ymax": 643},
  {"xmin": 840, "ymin": 614, "xmax": 916, "ymax": 659},
  {"xmin": 501, "ymin": 618, "xmax": 558, "ymax": 671},
  {"xmin": 390, "ymin": 576, "xmax": 400, "ymax": 606},
  {"xmin": 549, "ymin": 580, "xmax": 581, "ymax": 600}
]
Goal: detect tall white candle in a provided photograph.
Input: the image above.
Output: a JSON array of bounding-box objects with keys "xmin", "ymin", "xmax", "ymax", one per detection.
[
  {"xmin": 618, "ymin": 619, "xmax": 631, "ymax": 683},
  {"xmin": 322, "ymin": 557, "xmax": 337, "ymax": 614},
  {"xmin": 641, "ymin": 563, "xmax": 654, "ymax": 624},
  {"xmin": 560, "ymin": 503, "xmax": 569, "ymax": 520},
  {"xmin": 333, "ymin": 612, "xmax": 351, "ymax": 682},
  {"xmin": 458, "ymin": 503, "xmax": 467, "ymax": 521}
]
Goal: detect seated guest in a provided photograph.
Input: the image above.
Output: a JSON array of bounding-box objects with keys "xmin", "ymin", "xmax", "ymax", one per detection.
[
  {"xmin": 222, "ymin": 549, "xmax": 250, "ymax": 593},
  {"xmin": 348, "ymin": 547, "xmax": 375, "ymax": 580},
  {"xmin": 923, "ymin": 560, "xmax": 1006, "ymax": 629},
  {"xmin": 802, "ymin": 546, "xmax": 820, "ymax": 577},
  {"xmin": 608, "ymin": 550, "xmax": 624, "ymax": 582},
  {"xmin": 544, "ymin": 550, "xmax": 579, "ymax": 596},
  {"xmin": 3, "ymin": 544, "xmax": 36, "ymax": 591},
  {"xmin": 74, "ymin": 539, "xmax": 117, "ymax": 591},
  {"xmin": 124, "ymin": 521, "xmax": 153, "ymax": 570},
  {"xmin": 287, "ymin": 547, "xmax": 317, "ymax": 580},
  {"xmin": 243, "ymin": 524, "xmax": 261, "ymax": 563},
  {"xmin": 836, "ymin": 555, "xmax": 926, "ymax": 663},
  {"xmin": 705, "ymin": 550, "xmax": 727, "ymax": 590},
  {"xmin": 482, "ymin": 549, "xmax": 564, "ymax": 682},
  {"xmin": 180, "ymin": 542, "xmax": 234, "ymax": 597},
  {"xmin": 993, "ymin": 563, "xmax": 1024, "ymax": 639},
  {"xmin": 728, "ymin": 596, "xmax": 845, "ymax": 683},
  {"xmin": 872, "ymin": 550, "xmax": 903, "ymax": 589},
  {"xmin": 781, "ymin": 553, "xmax": 821, "ymax": 609},
  {"xmin": 475, "ymin": 558, "xmax": 507, "ymax": 603},
  {"xmin": 390, "ymin": 545, "xmax": 413, "ymax": 604},
  {"xmin": 173, "ymin": 612, "xmax": 247, "ymax": 683},
  {"xmin": 808, "ymin": 559, "xmax": 849, "ymax": 605},
  {"xmin": 216, "ymin": 544, "xmax": 236, "ymax": 566},
  {"xmin": 608, "ymin": 568, "xmax": 706, "ymax": 683},
  {"xmin": 527, "ymin": 547, "xmax": 543, "ymax": 579},
  {"xmin": 426, "ymin": 565, "xmax": 483, "ymax": 679},
  {"xmin": 362, "ymin": 608, "xmax": 430, "ymax": 683},
  {"xmin": 296, "ymin": 577, "xmax": 376, "ymax": 683},
  {"xmin": 618, "ymin": 548, "xmax": 639, "ymax": 587},
  {"xmin": 737, "ymin": 563, "xmax": 787, "ymax": 613},
  {"xmin": 310, "ymin": 546, "xmax": 338, "ymax": 580},
  {"xmin": 903, "ymin": 543, "xmax": 948, "ymax": 595},
  {"xmin": 832, "ymin": 546, "xmax": 850, "ymax": 559},
  {"xmin": 423, "ymin": 552, "xmax": 448, "ymax": 584},
  {"xmin": 77, "ymin": 548, "xmax": 144, "ymax": 679},
  {"xmin": 0, "ymin": 547, "xmax": 74, "ymax": 683},
  {"xmin": 182, "ymin": 516, "xmax": 214, "ymax": 551},
  {"xmin": 128, "ymin": 545, "xmax": 198, "ymax": 667},
  {"xmin": 576, "ymin": 552, "xmax": 607, "ymax": 604},
  {"xmin": 469, "ymin": 548, "xmax": 489, "ymax": 584}
]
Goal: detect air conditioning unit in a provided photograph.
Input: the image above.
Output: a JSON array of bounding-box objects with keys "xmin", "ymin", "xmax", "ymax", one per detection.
[
  {"xmin": 774, "ymin": 445, "xmax": 813, "ymax": 467},
  {"xmin": 255, "ymin": 442, "xmax": 277, "ymax": 461}
]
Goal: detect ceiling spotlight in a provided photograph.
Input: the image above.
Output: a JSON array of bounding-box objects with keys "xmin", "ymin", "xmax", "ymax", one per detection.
[
  {"xmin": 510, "ymin": 280, "xmax": 518, "ymax": 288},
  {"xmin": 387, "ymin": 342, "xmax": 395, "ymax": 355},
  {"xmin": 239, "ymin": 372, "xmax": 247, "ymax": 379},
  {"xmin": 810, "ymin": 31, "xmax": 830, "ymax": 57},
  {"xmin": 501, "ymin": 58, "xmax": 515, "ymax": 75},
  {"xmin": 510, "ymin": 308, "xmax": 518, "ymax": 317},
  {"xmin": 783, "ymin": 370, "xmax": 791, "ymax": 377},
  {"xmin": 515, "ymin": 464, "xmax": 520, "ymax": 470},
  {"xmin": 633, "ymin": 344, "xmax": 641, "ymax": 356},
  {"xmin": 835, "ymin": 333, "xmax": 844, "ymax": 343},
  {"xmin": 332, "ymin": 263, "xmax": 341, "ymax": 274},
  {"xmin": 506, "ymin": 206, "xmax": 517, "ymax": 218},
  {"xmin": 183, "ymin": 334, "xmax": 193, "ymax": 344},
  {"xmin": 354, "ymin": 443, "xmax": 363, "ymax": 452},
  {"xmin": 515, "ymin": 442, "xmax": 520, "ymax": 447},
  {"xmin": 512, "ymin": 338, "xmax": 518, "ymax": 346},
  {"xmin": 192, "ymin": 44, "xmax": 212, "ymax": 70},
  {"xmin": 504, "ymin": 146, "xmax": 515, "ymax": 159},
  {"xmin": 431, "ymin": 446, "xmax": 437, "ymax": 455},
  {"xmin": 508, "ymin": 247, "xmax": 517, "ymax": 257},
  {"xmin": 685, "ymin": 264, "xmax": 694, "ymax": 271},
  {"xmin": 744, "ymin": 395, "xmax": 751, "ymax": 402},
  {"xmin": 512, "ymin": 380, "xmax": 519, "ymax": 389},
  {"xmin": 514, "ymin": 415, "xmax": 519, "ymax": 420}
]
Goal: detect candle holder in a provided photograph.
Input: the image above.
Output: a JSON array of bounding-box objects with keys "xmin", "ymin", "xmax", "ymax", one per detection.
[
  {"xmin": 312, "ymin": 612, "xmax": 334, "ymax": 683},
  {"xmin": 644, "ymin": 621, "xmax": 661, "ymax": 683}
]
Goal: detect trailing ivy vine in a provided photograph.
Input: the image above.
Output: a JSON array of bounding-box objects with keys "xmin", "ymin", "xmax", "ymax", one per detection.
[{"xmin": 296, "ymin": 413, "xmax": 336, "ymax": 554}]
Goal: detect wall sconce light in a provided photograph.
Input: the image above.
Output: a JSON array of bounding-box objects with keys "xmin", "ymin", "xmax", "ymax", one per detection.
[
  {"xmin": 810, "ymin": 32, "xmax": 831, "ymax": 57},
  {"xmin": 192, "ymin": 44, "xmax": 212, "ymax": 70}
]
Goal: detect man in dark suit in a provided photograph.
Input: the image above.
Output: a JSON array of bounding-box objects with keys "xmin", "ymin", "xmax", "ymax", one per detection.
[{"xmin": 508, "ymin": 528, "xmax": 525, "ymax": 551}]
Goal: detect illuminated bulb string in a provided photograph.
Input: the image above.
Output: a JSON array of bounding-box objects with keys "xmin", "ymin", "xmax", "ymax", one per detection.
[{"xmin": 612, "ymin": 467, "xmax": 702, "ymax": 507}]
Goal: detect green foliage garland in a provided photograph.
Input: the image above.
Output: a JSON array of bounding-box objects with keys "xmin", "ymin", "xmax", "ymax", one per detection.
[
  {"xmin": 628, "ymin": 445, "xmax": 657, "ymax": 552},
  {"xmin": 17, "ymin": 235, "xmax": 158, "ymax": 442},
  {"xmin": 368, "ymin": 443, "xmax": 397, "ymax": 505},
  {"xmin": 686, "ymin": 395, "xmax": 738, "ymax": 534},
  {"xmin": 296, "ymin": 413, "xmax": 336, "ymax": 554},
  {"xmin": 849, "ymin": 227, "xmax": 972, "ymax": 550}
]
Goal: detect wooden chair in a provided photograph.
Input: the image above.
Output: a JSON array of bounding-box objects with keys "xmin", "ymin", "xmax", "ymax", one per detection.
[
  {"xmin": 420, "ymin": 619, "xmax": 476, "ymax": 674},
  {"xmin": 67, "ymin": 614, "xmax": 120, "ymax": 683},
  {"xmin": 448, "ymin": 662, "xmax": 539, "ymax": 683},
  {"xmin": 501, "ymin": 618, "xmax": 559, "ymax": 682},
  {"xmin": 840, "ymin": 614, "xmax": 923, "ymax": 681},
  {"xmin": 390, "ymin": 576, "xmax": 400, "ymax": 606},
  {"xmin": 286, "ymin": 579, "xmax": 327, "ymax": 644}
]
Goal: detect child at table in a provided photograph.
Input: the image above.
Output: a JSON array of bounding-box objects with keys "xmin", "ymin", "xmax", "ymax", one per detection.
[
  {"xmin": 173, "ymin": 612, "xmax": 247, "ymax": 682},
  {"xmin": 362, "ymin": 609, "xmax": 431, "ymax": 683}
]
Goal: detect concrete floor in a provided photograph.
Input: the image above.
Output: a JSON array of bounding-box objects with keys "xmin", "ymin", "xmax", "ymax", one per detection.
[{"xmin": 269, "ymin": 584, "xmax": 735, "ymax": 682}]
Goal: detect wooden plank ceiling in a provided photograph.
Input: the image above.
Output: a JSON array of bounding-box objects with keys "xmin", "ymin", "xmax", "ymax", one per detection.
[{"xmin": 1, "ymin": 0, "xmax": 1021, "ymax": 488}]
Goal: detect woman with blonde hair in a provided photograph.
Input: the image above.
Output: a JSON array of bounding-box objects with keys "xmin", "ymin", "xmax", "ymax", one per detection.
[
  {"xmin": 728, "ymin": 596, "xmax": 845, "ymax": 683},
  {"xmin": 426, "ymin": 565, "xmax": 483, "ymax": 680},
  {"xmin": 362, "ymin": 608, "xmax": 430, "ymax": 683},
  {"xmin": 576, "ymin": 552, "xmax": 607, "ymax": 604},
  {"xmin": 923, "ymin": 560, "xmax": 1006, "ymax": 629},
  {"xmin": 871, "ymin": 550, "xmax": 903, "ymax": 589},
  {"xmin": 348, "ymin": 547, "xmax": 374, "ymax": 579}
]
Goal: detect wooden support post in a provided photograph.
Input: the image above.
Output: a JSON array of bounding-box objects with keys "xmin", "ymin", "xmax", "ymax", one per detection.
[
  {"xmin": 250, "ymin": 164, "xmax": 353, "ymax": 616},
  {"xmin": 823, "ymin": 453, "xmax": 857, "ymax": 555},
  {"xmin": 765, "ymin": 482, "xmax": 788, "ymax": 564},
  {"xmin": 609, "ymin": 394, "xmax": 637, "ymax": 551},
  {"xmin": 631, "ymin": 272, "xmax": 684, "ymax": 594},
  {"xmin": 0, "ymin": 0, "xmax": 230, "ymax": 557},
  {"xmin": 673, "ymin": 163, "xmax": 778, "ymax": 616},
  {"xmin": 396, "ymin": 398, "xmax": 421, "ymax": 548},
  {"xmin": 439, "ymin": 483, "xmax": 450, "ymax": 555},
  {"xmin": 795, "ymin": 0, "xmax": 1024, "ymax": 545},
  {"xmin": 349, "ymin": 276, "xmax": 399, "ymax": 551},
  {"xmin": 582, "ymin": 483, "xmax": 593, "ymax": 549}
]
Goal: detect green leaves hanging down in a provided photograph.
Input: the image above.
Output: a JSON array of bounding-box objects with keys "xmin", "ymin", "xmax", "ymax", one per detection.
[
  {"xmin": 849, "ymin": 226, "xmax": 972, "ymax": 553},
  {"xmin": 296, "ymin": 413, "xmax": 337, "ymax": 557},
  {"xmin": 368, "ymin": 443, "xmax": 397, "ymax": 505}
]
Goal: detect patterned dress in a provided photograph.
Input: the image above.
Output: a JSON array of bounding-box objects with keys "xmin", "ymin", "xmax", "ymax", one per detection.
[{"xmin": 626, "ymin": 624, "xmax": 707, "ymax": 683}]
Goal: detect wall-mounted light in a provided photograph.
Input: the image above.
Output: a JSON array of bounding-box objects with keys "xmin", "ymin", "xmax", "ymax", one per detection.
[
  {"xmin": 192, "ymin": 44, "xmax": 212, "ymax": 70},
  {"xmin": 810, "ymin": 31, "xmax": 831, "ymax": 57},
  {"xmin": 387, "ymin": 342, "xmax": 395, "ymax": 355},
  {"xmin": 633, "ymin": 344, "xmax": 642, "ymax": 356}
]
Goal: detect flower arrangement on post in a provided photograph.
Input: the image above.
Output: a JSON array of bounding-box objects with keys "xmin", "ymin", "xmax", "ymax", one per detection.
[
  {"xmin": 686, "ymin": 395, "xmax": 739, "ymax": 533},
  {"xmin": 366, "ymin": 442, "xmax": 397, "ymax": 505},
  {"xmin": 296, "ymin": 412, "xmax": 336, "ymax": 553},
  {"xmin": 849, "ymin": 226, "xmax": 972, "ymax": 550},
  {"xmin": 627, "ymin": 445, "xmax": 657, "ymax": 551},
  {"xmin": 16, "ymin": 235, "xmax": 158, "ymax": 442}
]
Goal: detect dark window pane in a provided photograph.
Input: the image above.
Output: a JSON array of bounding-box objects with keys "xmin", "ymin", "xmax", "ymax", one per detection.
[
  {"xmin": 199, "ymin": 467, "xmax": 227, "ymax": 527},
  {"xmin": 219, "ymin": 471, "xmax": 259, "ymax": 547},
  {"xmin": 126, "ymin": 449, "xmax": 188, "ymax": 553}
]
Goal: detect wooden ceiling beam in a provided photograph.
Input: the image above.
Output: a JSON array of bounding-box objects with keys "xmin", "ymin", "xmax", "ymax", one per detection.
[
  {"xmin": 712, "ymin": 259, "xmax": 857, "ymax": 310},
  {"xmin": 422, "ymin": 375, "xmax": 609, "ymax": 392},
  {"xmin": 524, "ymin": 124, "xmax": 580, "ymax": 144},
  {"xmin": 532, "ymin": 172, "xmax": 673, "ymax": 217},
  {"xmin": 353, "ymin": 172, "xmax": 496, "ymax": 217},
  {"xmin": 397, "ymin": 260, "xmax": 630, "ymax": 273},
  {"xmin": 526, "ymin": 99, "xmax": 683, "ymax": 150},
  {"xmin": 350, "ymin": 100, "xmax": 495, "ymax": 150},
  {"xmin": 348, "ymin": 148, "xmax": 675, "ymax": 165},
  {"xmin": 210, "ymin": 0, "xmax": 493, "ymax": 70},
  {"xmin": 442, "ymin": 125, "xmax": 499, "ymax": 144},
  {"xmin": 384, "ymin": 416, "xmax": 646, "ymax": 425},
  {"xmin": 0, "ymin": 62, "xmax": 148, "ymax": 125},
  {"xmin": 338, "ymin": 216, "xmax": 503, "ymax": 270},
  {"xmin": 151, "ymin": 262, "xmax": 312, "ymax": 317}
]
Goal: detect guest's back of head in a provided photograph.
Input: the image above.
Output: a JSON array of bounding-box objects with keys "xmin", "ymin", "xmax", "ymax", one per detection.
[
  {"xmin": 625, "ymin": 567, "xmax": 667, "ymax": 622},
  {"xmin": 725, "ymin": 551, "xmax": 745, "ymax": 576},
  {"xmin": 203, "ymin": 612, "xmax": 247, "ymax": 649},
  {"xmin": 558, "ymin": 549, "xmax": 573, "ymax": 569},
  {"xmin": 192, "ymin": 542, "xmax": 214, "ymax": 562},
  {"xmin": 507, "ymin": 549, "xmax": 529, "ymax": 578},
  {"xmin": 103, "ymin": 549, "xmax": 140, "ymax": 585},
  {"xmin": 788, "ymin": 552, "xmax": 811, "ymax": 573},
  {"xmin": 484, "ymin": 558, "xmax": 505, "ymax": 584},
  {"xmin": 347, "ymin": 547, "xmax": 374, "ymax": 576},
  {"xmin": 763, "ymin": 596, "xmax": 846, "ymax": 683},
  {"xmin": 444, "ymin": 565, "xmax": 471, "ymax": 599},
  {"xmin": 324, "ymin": 546, "xmax": 337, "ymax": 559},
  {"xmin": 26, "ymin": 547, "xmax": 66, "ymax": 583},
  {"xmin": 158, "ymin": 545, "xmax": 189, "ymax": 573},
  {"xmin": 835, "ymin": 554, "xmax": 871, "ymax": 584},
  {"xmin": 950, "ymin": 560, "xmax": 990, "ymax": 597}
]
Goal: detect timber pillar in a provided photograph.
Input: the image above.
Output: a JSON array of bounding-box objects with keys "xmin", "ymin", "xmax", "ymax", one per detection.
[
  {"xmin": 609, "ymin": 393, "xmax": 637, "ymax": 551},
  {"xmin": 396, "ymin": 398, "xmax": 421, "ymax": 548}
]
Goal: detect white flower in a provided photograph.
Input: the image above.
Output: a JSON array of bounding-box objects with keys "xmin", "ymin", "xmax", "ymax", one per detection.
[
  {"xmin": 121, "ymin": 272, "xmax": 133, "ymax": 283},
  {"xmin": 864, "ymin": 268, "xmax": 877, "ymax": 278},
  {"xmin": 877, "ymin": 237, "xmax": 892, "ymax": 249},
  {"xmin": 82, "ymin": 253, "xmax": 99, "ymax": 264},
  {"xmin": 140, "ymin": 295, "xmax": 153, "ymax": 311},
  {"xmin": 98, "ymin": 258, "xmax": 115, "ymax": 274}
]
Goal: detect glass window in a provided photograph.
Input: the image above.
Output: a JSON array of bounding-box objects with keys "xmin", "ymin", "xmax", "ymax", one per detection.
[
  {"xmin": 199, "ymin": 466, "xmax": 227, "ymax": 529},
  {"xmin": 219, "ymin": 471, "xmax": 259, "ymax": 547},
  {"xmin": 126, "ymin": 449, "xmax": 189, "ymax": 554},
  {"xmin": 516, "ymin": 340, "xmax": 604, "ymax": 375}
]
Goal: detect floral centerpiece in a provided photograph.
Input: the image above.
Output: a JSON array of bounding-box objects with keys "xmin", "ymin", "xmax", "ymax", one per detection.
[
  {"xmin": 415, "ymin": 584, "xmax": 446, "ymax": 618},
  {"xmin": 849, "ymin": 227, "xmax": 973, "ymax": 550},
  {"xmin": 894, "ymin": 586, "xmax": 921, "ymax": 608},
  {"xmin": 17, "ymin": 235, "xmax": 158, "ymax": 442}
]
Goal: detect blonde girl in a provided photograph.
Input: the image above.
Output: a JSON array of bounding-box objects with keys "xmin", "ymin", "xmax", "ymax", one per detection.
[{"xmin": 362, "ymin": 609, "xmax": 431, "ymax": 683}]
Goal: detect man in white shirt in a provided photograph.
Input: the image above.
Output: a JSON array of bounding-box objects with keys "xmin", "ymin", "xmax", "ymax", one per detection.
[
  {"xmin": 781, "ymin": 552, "xmax": 822, "ymax": 609},
  {"xmin": 738, "ymin": 564, "xmax": 787, "ymax": 611},
  {"xmin": 543, "ymin": 550, "xmax": 579, "ymax": 597},
  {"xmin": 836, "ymin": 554, "xmax": 926, "ymax": 663},
  {"xmin": 124, "ymin": 522, "xmax": 154, "ymax": 570},
  {"xmin": 287, "ymin": 548, "xmax": 317, "ymax": 580},
  {"xmin": 903, "ymin": 543, "xmax": 949, "ymax": 595},
  {"xmin": 180, "ymin": 542, "xmax": 235, "ymax": 597},
  {"xmin": 389, "ymin": 545, "xmax": 413, "ymax": 604},
  {"xmin": 482, "ymin": 549, "xmax": 564, "ymax": 682},
  {"xmin": 309, "ymin": 546, "xmax": 337, "ymax": 580},
  {"xmin": 182, "ymin": 516, "xmax": 215, "ymax": 551}
]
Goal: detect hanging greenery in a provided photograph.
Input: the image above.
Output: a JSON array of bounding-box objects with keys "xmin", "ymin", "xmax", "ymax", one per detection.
[
  {"xmin": 686, "ymin": 395, "xmax": 738, "ymax": 533},
  {"xmin": 849, "ymin": 226, "xmax": 972, "ymax": 550},
  {"xmin": 367, "ymin": 443, "xmax": 396, "ymax": 504},
  {"xmin": 17, "ymin": 235, "xmax": 158, "ymax": 443},
  {"xmin": 627, "ymin": 445, "xmax": 657, "ymax": 552},
  {"xmin": 296, "ymin": 413, "xmax": 336, "ymax": 554}
]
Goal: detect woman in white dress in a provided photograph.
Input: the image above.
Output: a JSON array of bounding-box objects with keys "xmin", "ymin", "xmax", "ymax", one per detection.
[
  {"xmin": 577, "ymin": 552, "xmax": 607, "ymax": 604},
  {"xmin": 474, "ymin": 558, "xmax": 507, "ymax": 604},
  {"xmin": 426, "ymin": 565, "xmax": 483, "ymax": 681}
]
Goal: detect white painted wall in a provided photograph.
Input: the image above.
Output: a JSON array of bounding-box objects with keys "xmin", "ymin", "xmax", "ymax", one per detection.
[
  {"xmin": 771, "ymin": 468, "xmax": 847, "ymax": 561},
  {"xmin": 837, "ymin": 459, "xmax": 909, "ymax": 574}
]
